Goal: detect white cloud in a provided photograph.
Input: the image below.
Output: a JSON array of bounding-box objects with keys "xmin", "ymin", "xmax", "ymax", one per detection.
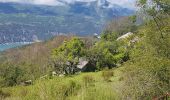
[
  {"xmin": 75, "ymin": 0, "xmax": 136, "ymax": 8},
  {"xmin": 0, "ymin": 0, "xmax": 136, "ymax": 8},
  {"xmin": 32, "ymin": 0, "xmax": 63, "ymax": 6},
  {"xmin": 109, "ymin": 0, "xmax": 136, "ymax": 8},
  {"xmin": 0, "ymin": 0, "xmax": 64, "ymax": 6},
  {"xmin": 0, "ymin": 0, "xmax": 20, "ymax": 3}
]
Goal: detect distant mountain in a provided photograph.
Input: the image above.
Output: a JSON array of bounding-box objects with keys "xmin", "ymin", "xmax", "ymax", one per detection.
[{"xmin": 0, "ymin": 0, "xmax": 134, "ymax": 43}]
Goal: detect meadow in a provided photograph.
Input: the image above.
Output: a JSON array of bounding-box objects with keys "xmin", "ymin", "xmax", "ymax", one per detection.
[{"xmin": 0, "ymin": 68, "xmax": 122, "ymax": 100}]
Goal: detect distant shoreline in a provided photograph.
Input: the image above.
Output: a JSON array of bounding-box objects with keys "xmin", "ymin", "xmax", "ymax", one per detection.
[
  {"xmin": 0, "ymin": 42, "xmax": 34, "ymax": 45},
  {"xmin": 0, "ymin": 42, "xmax": 34, "ymax": 51}
]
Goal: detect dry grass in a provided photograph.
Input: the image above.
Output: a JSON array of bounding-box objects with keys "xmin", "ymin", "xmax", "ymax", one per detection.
[
  {"xmin": 102, "ymin": 70, "xmax": 114, "ymax": 82},
  {"xmin": 1, "ymin": 68, "xmax": 122, "ymax": 100}
]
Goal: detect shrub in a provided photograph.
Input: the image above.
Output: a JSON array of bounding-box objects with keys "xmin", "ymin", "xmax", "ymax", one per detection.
[{"xmin": 1, "ymin": 65, "xmax": 24, "ymax": 86}]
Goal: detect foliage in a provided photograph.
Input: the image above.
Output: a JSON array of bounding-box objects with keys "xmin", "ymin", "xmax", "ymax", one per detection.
[
  {"xmin": 51, "ymin": 37, "xmax": 85, "ymax": 74},
  {"xmin": 121, "ymin": 55, "xmax": 170, "ymax": 99},
  {"xmin": 0, "ymin": 36, "xmax": 73, "ymax": 87},
  {"xmin": 0, "ymin": 62, "xmax": 41, "ymax": 87},
  {"xmin": 138, "ymin": 0, "xmax": 170, "ymax": 14},
  {"xmin": 0, "ymin": 1, "xmax": 169, "ymax": 99},
  {"xmin": 119, "ymin": 2, "xmax": 170, "ymax": 98},
  {"xmin": 101, "ymin": 31, "xmax": 118, "ymax": 42},
  {"xmin": 103, "ymin": 16, "xmax": 137, "ymax": 37},
  {"xmin": 87, "ymin": 40, "xmax": 128, "ymax": 70},
  {"xmin": 0, "ymin": 69, "xmax": 122, "ymax": 100}
]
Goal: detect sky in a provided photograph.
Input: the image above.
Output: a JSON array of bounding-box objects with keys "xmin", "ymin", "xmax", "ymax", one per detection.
[{"xmin": 0, "ymin": 0, "xmax": 136, "ymax": 8}]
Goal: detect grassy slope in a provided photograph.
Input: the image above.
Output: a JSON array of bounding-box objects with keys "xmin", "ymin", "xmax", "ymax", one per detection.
[{"xmin": 1, "ymin": 67, "xmax": 123, "ymax": 100}]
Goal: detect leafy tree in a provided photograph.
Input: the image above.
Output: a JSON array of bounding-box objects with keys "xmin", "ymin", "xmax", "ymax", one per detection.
[
  {"xmin": 103, "ymin": 16, "xmax": 137, "ymax": 38},
  {"xmin": 101, "ymin": 32, "xmax": 118, "ymax": 42},
  {"xmin": 87, "ymin": 40, "xmax": 128, "ymax": 70},
  {"xmin": 138, "ymin": 0, "xmax": 170, "ymax": 39},
  {"xmin": 52, "ymin": 37, "xmax": 85, "ymax": 74}
]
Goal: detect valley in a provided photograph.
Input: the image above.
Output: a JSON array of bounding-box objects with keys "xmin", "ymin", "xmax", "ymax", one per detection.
[
  {"xmin": 0, "ymin": 0, "xmax": 169, "ymax": 100},
  {"xmin": 0, "ymin": 0, "xmax": 134, "ymax": 43}
]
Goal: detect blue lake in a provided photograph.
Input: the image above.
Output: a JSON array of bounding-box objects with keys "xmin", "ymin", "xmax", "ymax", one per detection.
[{"xmin": 0, "ymin": 42, "xmax": 32, "ymax": 51}]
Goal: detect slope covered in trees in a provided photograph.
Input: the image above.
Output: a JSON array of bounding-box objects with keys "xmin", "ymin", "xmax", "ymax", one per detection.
[{"xmin": 0, "ymin": 0, "xmax": 170, "ymax": 99}]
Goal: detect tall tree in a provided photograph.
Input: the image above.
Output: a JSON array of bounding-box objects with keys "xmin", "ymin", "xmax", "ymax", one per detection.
[{"xmin": 52, "ymin": 37, "xmax": 85, "ymax": 74}]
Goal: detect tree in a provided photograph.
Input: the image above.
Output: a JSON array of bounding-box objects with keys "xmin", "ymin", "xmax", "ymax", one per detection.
[
  {"xmin": 138, "ymin": 0, "xmax": 170, "ymax": 39},
  {"xmin": 103, "ymin": 16, "xmax": 137, "ymax": 38},
  {"xmin": 0, "ymin": 63, "xmax": 24, "ymax": 87},
  {"xmin": 137, "ymin": 0, "xmax": 170, "ymax": 58},
  {"xmin": 87, "ymin": 40, "xmax": 128, "ymax": 70},
  {"xmin": 51, "ymin": 37, "xmax": 85, "ymax": 74}
]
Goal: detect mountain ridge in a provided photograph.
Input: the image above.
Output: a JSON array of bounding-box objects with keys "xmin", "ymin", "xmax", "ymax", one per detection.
[{"xmin": 0, "ymin": 1, "xmax": 134, "ymax": 43}]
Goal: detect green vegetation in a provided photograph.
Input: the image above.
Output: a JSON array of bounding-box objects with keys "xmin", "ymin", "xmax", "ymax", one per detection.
[
  {"xmin": 51, "ymin": 38, "xmax": 85, "ymax": 75},
  {"xmin": 102, "ymin": 70, "xmax": 114, "ymax": 82},
  {"xmin": 119, "ymin": 0, "xmax": 170, "ymax": 99},
  {"xmin": 0, "ymin": 0, "xmax": 170, "ymax": 99},
  {"xmin": 87, "ymin": 40, "xmax": 127, "ymax": 70},
  {"xmin": 0, "ymin": 36, "xmax": 73, "ymax": 86},
  {"xmin": 0, "ymin": 68, "xmax": 122, "ymax": 100}
]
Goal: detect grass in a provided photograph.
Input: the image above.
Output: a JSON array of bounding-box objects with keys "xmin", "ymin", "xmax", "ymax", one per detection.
[
  {"xmin": 1, "ymin": 68, "xmax": 123, "ymax": 100},
  {"xmin": 102, "ymin": 70, "xmax": 114, "ymax": 82}
]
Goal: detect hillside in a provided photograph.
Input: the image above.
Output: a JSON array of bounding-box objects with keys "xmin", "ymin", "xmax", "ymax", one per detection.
[
  {"xmin": 0, "ymin": 35, "xmax": 94, "ymax": 79},
  {"xmin": 0, "ymin": 1, "xmax": 134, "ymax": 43},
  {"xmin": 0, "ymin": 68, "xmax": 122, "ymax": 100},
  {"xmin": 0, "ymin": 0, "xmax": 170, "ymax": 99}
]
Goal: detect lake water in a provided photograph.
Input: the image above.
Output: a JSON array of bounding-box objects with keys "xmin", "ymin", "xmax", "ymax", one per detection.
[{"xmin": 0, "ymin": 42, "xmax": 32, "ymax": 51}]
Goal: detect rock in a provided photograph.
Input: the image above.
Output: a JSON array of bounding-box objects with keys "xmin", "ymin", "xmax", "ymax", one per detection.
[
  {"xmin": 117, "ymin": 32, "xmax": 133, "ymax": 41},
  {"xmin": 21, "ymin": 80, "xmax": 32, "ymax": 86},
  {"xmin": 40, "ymin": 75, "xmax": 48, "ymax": 79},
  {"xmin": 59, "ymin": 74, "xmax": 65, "ymax": 77},
  {"xmin": 52, "ymin": 71, "xmax": 57, "ymax": 76}
]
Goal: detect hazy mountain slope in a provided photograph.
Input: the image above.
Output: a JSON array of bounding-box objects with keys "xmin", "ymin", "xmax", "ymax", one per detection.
[{"xmin": 0, "ymin": 0, "xmax": 134, "ymax": 43}]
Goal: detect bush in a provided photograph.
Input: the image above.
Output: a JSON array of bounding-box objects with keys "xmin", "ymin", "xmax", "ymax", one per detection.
[
  {"xmin": 0, "ymin": 63, "xmax": 36, "ymax": 87},
  {"xmin": 102, "ymin": 70, "xmax": 114, "ymax": 82},
  {"xmin": 0, "ymin": 65, "xmax": 24, "ymax": 87}
]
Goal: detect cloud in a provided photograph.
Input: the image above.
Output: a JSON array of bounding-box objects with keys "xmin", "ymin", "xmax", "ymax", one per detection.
[
  {"xmin": 109, "ymin": 0, "xmax": 136, "ymax": 8},
  {"xmin": 0, "ymin": 0, "xmax": 136, "ymax": 8},
  {"xmin": 0, "ymin": 0, "xmax": 64, "ymax": 6},
  {"xmin": 32, "ymin": 0, "xmax": 63, "ymax": 6}
]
